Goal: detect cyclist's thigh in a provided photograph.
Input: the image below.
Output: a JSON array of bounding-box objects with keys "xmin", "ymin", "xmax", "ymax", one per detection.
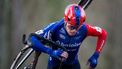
[{"xmin": 62, "ymin": 61, "xmax": 81, "ymax": 69}]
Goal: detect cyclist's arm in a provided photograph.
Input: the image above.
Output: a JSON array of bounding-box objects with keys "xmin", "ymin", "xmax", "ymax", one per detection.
[
  {"xmin": 29, "ymin": 22, "xmax": 56, "ymax": 54},
  {"xmin": 86, "ymin": 24, "xmax": 107, "ymax": 53}
]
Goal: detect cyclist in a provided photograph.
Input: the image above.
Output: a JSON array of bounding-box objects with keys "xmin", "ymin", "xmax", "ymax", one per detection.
[{"xmin": 29, "ymin": 4, "xmax": 107, "ymax": 69}]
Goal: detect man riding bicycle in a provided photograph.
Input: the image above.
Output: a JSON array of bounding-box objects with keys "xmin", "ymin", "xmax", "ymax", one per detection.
[{"xmin": 28, "ymin": 4, "xmax": 107, "ymax": 69}]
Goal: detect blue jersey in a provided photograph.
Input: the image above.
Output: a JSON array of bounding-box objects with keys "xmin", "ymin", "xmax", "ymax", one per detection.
[
  {"xmin": 31, "ymin": 18, "xmax": 107, "ymax": 68},
  {"xmin": 34, "ymin": 19, "xmax": 88, "ymax": 64}
]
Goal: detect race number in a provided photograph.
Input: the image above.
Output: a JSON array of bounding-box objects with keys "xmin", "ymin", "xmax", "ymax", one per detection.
[
  {"xmin": 35, "ymin": 30, "xmax": 44, "ymax": 34},
  {"xmin": 95, "ymin": 26, "xmax": 102, "ymax": 33},
  {"xmin": 89, "ymin": 26, "xmax": 102, "ymax": 33}
]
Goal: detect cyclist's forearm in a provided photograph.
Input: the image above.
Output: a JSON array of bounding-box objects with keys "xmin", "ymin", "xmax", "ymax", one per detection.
[
  {"xmin": 30, "ymin": 36, "xmax": 53, "ymax": 55},
  {"xmin": 96, "ymin": 29, "xmax": 107, "ymax": 53}
]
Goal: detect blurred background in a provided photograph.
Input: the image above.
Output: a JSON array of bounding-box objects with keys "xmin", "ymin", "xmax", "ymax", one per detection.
[{"xmin": 0, "ymin": 0, "xmax": 122, "ymax": 69}]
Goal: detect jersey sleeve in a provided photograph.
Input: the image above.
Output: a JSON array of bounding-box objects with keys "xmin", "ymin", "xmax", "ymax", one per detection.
[
  {"xmin": 29, "ymin": 22, "xmax": 57, "ymax": 54},
  {"xmin": 35, "ymin": 22, "xmax": 56, "ymax": 39},
  {"xmin": 86, "ymin": 24, "xmax": 107, "ymax": 53}
]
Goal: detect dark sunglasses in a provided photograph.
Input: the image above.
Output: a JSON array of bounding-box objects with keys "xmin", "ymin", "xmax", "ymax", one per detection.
[{"xmin": 67, "ymin": 24, "xmax": 79, "ymax": 30}]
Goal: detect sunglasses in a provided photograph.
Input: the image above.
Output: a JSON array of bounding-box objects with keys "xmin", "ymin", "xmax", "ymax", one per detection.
[{"xmin": 67, "ymin": 24, "xmax": 80, "ymax": 30}]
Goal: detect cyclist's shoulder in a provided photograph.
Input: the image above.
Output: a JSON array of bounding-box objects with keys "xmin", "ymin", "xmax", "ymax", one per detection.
[
  {"xmin": 79, "ymin": 22, "xmax": 88, "ymax": 30},
  {"xmin": 78, "ymin": 22, "xmax": 89, "ymax": 33},
  {"xmin": 44, "ymin": 19, "xmax": 64, "ymax": 31}
]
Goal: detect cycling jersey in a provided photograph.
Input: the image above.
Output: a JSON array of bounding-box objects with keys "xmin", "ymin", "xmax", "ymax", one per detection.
[{"xmin": 34, "ymin": 18, "xmax": 107, "ymax": 68}]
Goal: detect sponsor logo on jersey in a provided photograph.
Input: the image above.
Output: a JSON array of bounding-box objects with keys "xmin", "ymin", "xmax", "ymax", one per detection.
[
  {"xmin": 56, "ymin": 41, "xmax": 81, "ymax": 48},
  {"xmin": 60, "ymin": 28, "xmax": 65, "ymax": 34},
  {"xmin": 89, "ymin": 25, "xmax": 102, "ymax": 33},
  {"xmin": 75, "ymin": 36, "xmax": 81, "ymax": 39},
  {"xmin": 59, "ymin": 34, "xmax": 65, "ymax": 39}
]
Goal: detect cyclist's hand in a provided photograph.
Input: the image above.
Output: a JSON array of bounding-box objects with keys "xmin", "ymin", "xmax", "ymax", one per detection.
[
  {"xmin": 60, "ymin": 51, "xmax": 68, "ymax": 61},
  {"xmin": 87, "ymin": 52, "xmax": 99, "ymax": 69},
  {"xmin": 50, "ymin": 50, "xmax": 68, "ymax": 61}
]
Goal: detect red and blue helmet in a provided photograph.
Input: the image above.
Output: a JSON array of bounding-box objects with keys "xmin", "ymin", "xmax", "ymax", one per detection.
[{"xmin": 64, "ymin": 4, "xmax": 86, "ymax": 27}]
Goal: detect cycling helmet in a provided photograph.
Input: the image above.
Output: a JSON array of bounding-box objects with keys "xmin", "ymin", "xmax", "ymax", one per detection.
[{"xmin": 64, "ymin": 4, "xmax": 86, "ymax": 27}]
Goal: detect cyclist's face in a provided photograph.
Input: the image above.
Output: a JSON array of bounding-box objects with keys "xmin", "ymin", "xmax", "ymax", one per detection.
[{"xmin": 65, "ymin": 23, "xmax": 81, "ymax": 36}]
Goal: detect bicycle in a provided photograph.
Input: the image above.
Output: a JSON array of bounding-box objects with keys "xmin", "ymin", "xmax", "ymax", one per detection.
[
  {"xmin": 10, "ymin": 0, "xmax": 93, "ymax": 69},
  {"xmin": 10, "ymin": 33, "xmax": 67, "ymax": 69}
]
